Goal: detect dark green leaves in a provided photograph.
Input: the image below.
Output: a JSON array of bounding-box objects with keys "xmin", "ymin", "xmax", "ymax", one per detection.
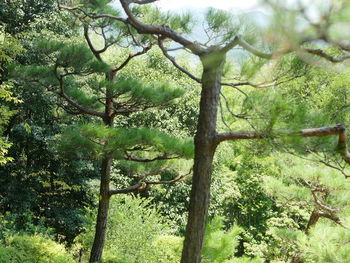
[
  {"xmin": 104, "ymin": 77, "xmax": 184, "ymax": 106},
  {"xmin": 60, "ymin": 124, "xmax": 194, "ymax": 160},
  {"xmin": 205, "ymin": 8, "xmax": 233, "ymax": 33}
]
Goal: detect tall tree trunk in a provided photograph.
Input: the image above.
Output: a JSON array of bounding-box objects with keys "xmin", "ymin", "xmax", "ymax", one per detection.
[
  {"xmin": 89, "ymin": 72, "xmax": 115, "ymax": 263},
  {"xmin": 89, "ymin": 155, "xmax": 112, "ymax": 263},
  {"xmin": 181, "ymin": 50, "xmax": 226, "ymax": 263}
]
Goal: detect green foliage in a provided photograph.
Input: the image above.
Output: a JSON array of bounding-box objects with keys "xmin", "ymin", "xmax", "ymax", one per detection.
[
  {"xmin": 0, "ymin": 234, "xmax": 76, "ymax": 263},
  {"xmin": 0, "ymin": 211, "xmax": 52, "ymax": 241},
  {"xmin": 60, "ymin": 124, "xmax": 194, "ymax": 160},
  {"xmin": 35, "ymin": 39, "xmax": 111, "ymax": 73},
  {"xmin": 143, "ymin": 178, "xmax": 191, "ymax": 234},
  {"xmin": 104, "ymin": 77, "xmax": 184, "ymax": 106},
  {"xmin": 205, "ymin": 8, "xmax": 234, "ymax": 36},
  {"xmin": 0, "ymin": 29, "xmax": 23, "ymax": 165},
  {"xmin": 116, "ymin": 48, "xmax": 200, "ymax": 137},
  {"xmin": 261, "ymin": 154, "xmax": 350, "ymax": 261},
  {"xmin": 75, "ymin": 195, "xmax": 178, "ymax": 263},
  {"xmin": 152, "ymin": 235, "xmax": 183, "ymax": 263},
  {"xmin": 202, "ymin": 216, "xmax": 243, "ymax": 263},
  {"xmin": 299, "ymin": 221, "xmax": 350, "ymax": 263},
  {"xmin": 0, "ymin": 0, "xmax": 95, "ymax": 249},
  {"xmin": 0, "ymin": 0, "xmax": 57, "ymax": 34},
  {"xmin": 132, "ymin": 5, "xmax": 194, "ymax": 34}
]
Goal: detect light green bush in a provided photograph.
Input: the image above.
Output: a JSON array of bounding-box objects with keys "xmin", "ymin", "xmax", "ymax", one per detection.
[
  {"xmin": 202, "ymin": 216, "xmax": 263, "ymax": 263},
  {"xmin": 76, "ymin": 195, "xmax": 179, "ymax": 263},
  {"xmin": 152, "ymin": 234, "xmax": 183, "ymax": 263},
  {"xmin": 0, "ymin": 234, "xmax": 76, "ymax": 263}
]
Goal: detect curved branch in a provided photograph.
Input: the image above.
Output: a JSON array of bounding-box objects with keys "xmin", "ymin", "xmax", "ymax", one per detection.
[
  {"xmin": 59, "ymin": 5, "xmax": 127, "ymax": 24},
  {"xmin": 84, "ymin": 25, "xmax": 103, "ymax": 61},
  {"xmin": 59, "ymin": 90, "xmax": 105, "ymax": 118},
  {"xmin": 119, "ymin": 0, "xmax": 205, "ymax": 55},
  {"xmin": 54, "ymin": 67, "xmax": 105, "ymax": 118},
  {"xmin": 304, "ymin": 48, "xmax": 350, "ymax": 63},
  {"xmin": 112, "ymin": 44, "xmax": 152, "ymax": 73},
  {"xmin": 158, "ymin": 38, "xmax": 201, "ymax": 83},
  {"xmin": 236, "ymin": 38, "xmax": 273, "ymax": 59},
  {"xmin": 109, "ymin": 175, "xmax": 147, "ymax": 195},
  {"xmin": 109, "ymin": 169, "xmax": 191, "ymax": 195}
]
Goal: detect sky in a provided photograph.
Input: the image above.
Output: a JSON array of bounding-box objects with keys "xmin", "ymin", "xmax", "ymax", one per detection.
[{"xmin": 154, "ymin": 0, "xmax": 261, "ymax": 11}]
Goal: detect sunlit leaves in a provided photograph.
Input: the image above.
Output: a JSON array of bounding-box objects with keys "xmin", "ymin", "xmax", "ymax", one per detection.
[{"xmin": 60, "ymin": 123, "xmax": 194, "ymax": 160}]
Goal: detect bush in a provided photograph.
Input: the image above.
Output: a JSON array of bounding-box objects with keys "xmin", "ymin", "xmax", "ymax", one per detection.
[
  {"xmin": 152, "ymin": 235, "xmax": 183, "ymax": 263},
  {"xmin": 202, "ymin": 216, "xmax": 263, "ymax": 263},
  {"xmin": 75, "ymin": 195, "xmax": 178, "ymax": 263},
  {"xmin": 0, "ymin": 234, "xmax": 76, "ymax": 263}
]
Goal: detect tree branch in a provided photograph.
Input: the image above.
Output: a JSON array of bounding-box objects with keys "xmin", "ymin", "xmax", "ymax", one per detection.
[
  {"xmin": 112, "ymin": 44, "xmax": 152, "ymax": 73},
  {"xmin": 59, "ymin": 4, "xmax": 126, "ymax": 21},
  {"xmin": 158, "ymin": 38, "xmax": 201, "ymax": 83},
  {"xmin": 216, "ymin": 124, "xmax": 350, "ymax": 164},
  {"xmin": 59, "ymin": 90, "xmax": 105, "ymax": 118},
  {"xmin": 109, "ymin": 169, "xmax": 191, "ymax": 195},
  {"xmin": 124, "ymin": 151, "xmax": 179, "ymax": 162},
  {"xmin": 304, "ymin": 48, "xmax": 350, "ymax": 63},
  {"xmin": 119, "ymin": 0, "xmax": 205, "ymax": 55},
  {"xmin": 236, "ymin": 38, "xmax": 273, "ymax": 59},
  {"xmin": 83, "ymin": 25, "xmax": 103, "ymax": 61},
  {"xmin": 54, "ymin": 66, "xmax": 105, "ymax": 118},
  {"xmin": 109, "ymin": 175, "xmax": 147, "ymax": 195}
]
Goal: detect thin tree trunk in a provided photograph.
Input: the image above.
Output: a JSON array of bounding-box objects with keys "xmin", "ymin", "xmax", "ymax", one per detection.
[
  {"xmin": 89, "ymin": 155, "xmax": 112, "ymax": 263},
  {"xmin": 181, "ymin": 50, "xmax": 226, "ymax": 263},
  {"xmin": 89, "ymin": 72, "xmax": 115, "ymax": 263}
]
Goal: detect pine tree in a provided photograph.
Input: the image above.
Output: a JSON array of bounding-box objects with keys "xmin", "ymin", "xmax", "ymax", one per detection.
[
  {"xmin": 12, "ymin": 4, "xmax": 194, "ymax": 261},
  {"xmin": 264, "ymin": 155, "xmax": 350, "ymax": 263}
]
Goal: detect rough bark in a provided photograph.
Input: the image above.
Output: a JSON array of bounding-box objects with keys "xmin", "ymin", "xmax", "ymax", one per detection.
[
  {"xmin": 89, "ymin": 155, "xmax": 112, "ymax": 263},
  {"xmin": 89, "ymin": 73, "xmax": 115, "ymax": 263},
  {"xmin": 180, "ymin": 50, "xmax": 226, "ymax": 263}
]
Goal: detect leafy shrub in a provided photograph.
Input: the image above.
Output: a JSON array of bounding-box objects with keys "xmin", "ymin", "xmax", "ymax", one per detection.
[
  {"xmin": 0, "ymin": 234, "xmax": 76, "ymax": 263},
  {"xmin": 202, "ymin": 216, "xmax": 263, "ymax": 263},
  {"xmin": 75, "ymin": 195, "xmax": 177, "ymax": 263},
  {"xmin": 152, "ymin": 235, "xmax": 183, "ymax": 263},
  {"xmin": 202, "ymin": 216, "xmax": 243, "ymax": 263}
]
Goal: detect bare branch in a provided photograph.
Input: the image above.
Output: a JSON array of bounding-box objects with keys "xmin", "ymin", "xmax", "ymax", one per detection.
[
  {"xmin": 305, "ymin": 48, "xmax": 350, "ymax": 63},
  {"xmin": 216, "ymin": 124, "xmax": 350, "ymax": 165},
  {"xmin": 145, "ymin": 169, "xmax": 192, "ymax": 185},
  {"xmin": 158, "ymin": 38, "xmax": 201, "ymax": 83},
  {"xmin": 83, "ymin": 25, "xmax": 103, "ymax": 61},
  {"xmin": 312, "ymin": 190, "xmax": 339, "ymax": 214},
  {"xmin": 236, "ymin": 38, "xmax": 273, "ymax": 59},
  {"xmin": 112, "ymin": 44, "xmax": 152, "ymax": 73},
  {"xmin": 109, "ymin": 175, "xmax": 147, "ymax": 195},
  {"xmin": 59, "ymin": 4, "xmax": 127, "ymax": 23},
  {"xmin": 109, "ymin": 169, "xmax": 191, "ymax": 195},
  {"xmin": 124, "ymin": 151, "xmax": 179, "ymax": 162},
  {"xmin": 318, "ymin": 211, "xmax": 343, "ymax": 226}
]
